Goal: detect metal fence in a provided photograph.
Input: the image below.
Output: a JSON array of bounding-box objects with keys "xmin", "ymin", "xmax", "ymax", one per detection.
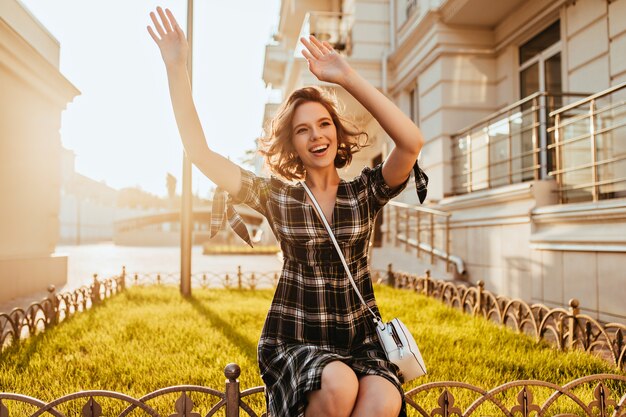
[
  {"xmin": 0, "ymin": 267, "xmax": 282, "ymax": 351},
  {"xmin": 2, "ymin": 265, "xmax": 625, "ymax": 372},
  {"xmin": 0, "ymin": 272, "xmax": 125, "ymax": 351},
  {"xmin": 387, "ymin": 266, "xmax": 626, "ymax": 371},
  {"xmin": 0, "ymin": 363, "xmax": 625, "ymax": 417}
]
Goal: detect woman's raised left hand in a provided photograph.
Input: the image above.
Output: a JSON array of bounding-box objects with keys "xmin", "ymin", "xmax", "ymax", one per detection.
[{"xmin": 300, "ymin": 35, "xmax": 354, "ymax": 86}]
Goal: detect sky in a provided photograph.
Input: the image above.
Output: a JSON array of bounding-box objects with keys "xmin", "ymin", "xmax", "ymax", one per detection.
[{"xmin": 19, "ymin": 0, "xmax": 281, "ymax": 198}]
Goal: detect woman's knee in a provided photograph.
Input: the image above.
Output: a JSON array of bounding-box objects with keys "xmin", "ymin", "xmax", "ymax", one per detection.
[
  {"xmin": 305, "ymin": 361, "xmax": 359, "ymax": 417},
  {"xmin": 353, "ymin": 375, "xmax": 402, "ymax": 417}
]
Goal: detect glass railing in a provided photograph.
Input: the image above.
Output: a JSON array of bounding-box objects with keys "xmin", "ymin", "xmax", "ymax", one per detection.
[
  {"xmin": 548, "ymin": 82, "xmax": 626, "ymax": 203},
  {"xmin": 451, "ymin": 92, "xmax": 589, "ymax": 195},
  {"xmin": 299, "ymin": 12, "xmax": 353, "ymax": 54}
]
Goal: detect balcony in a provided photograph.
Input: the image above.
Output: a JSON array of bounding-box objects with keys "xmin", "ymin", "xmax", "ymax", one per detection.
[
  {"xmin": 439, "ymin": 0, "xmax": 525, "ymax": 27},
  {"xmin": 451, "ymin": 92, "xmax": 589, "ymax": 195},
  {"xmin": 299, "ymin": 12, "xmax": 354, "ymax": 55},
  {"xmin": 262, "ymin": 43, "xmax": 289, "ymax": 87},
  {"xmin": 548, "ymin": 82, "xmax": 626, "ymax": 203}
]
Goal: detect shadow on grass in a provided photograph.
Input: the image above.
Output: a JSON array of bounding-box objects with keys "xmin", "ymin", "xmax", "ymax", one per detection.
[{"xmin": 185, "ymin": 295, "xmax": 258, "ymax": 363}]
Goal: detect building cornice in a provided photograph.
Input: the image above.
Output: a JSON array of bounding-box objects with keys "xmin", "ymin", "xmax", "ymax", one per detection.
[
  {"xmin": 0, "ymin": 18, "xmax": 79, "ymax": 106},
  {"xmin": 437, "ymin": 182, "xmax": 536, "ymax": 211},
  {"xmin": 532, "ymin": 198, "xmax": 626, "ymax": 223}
]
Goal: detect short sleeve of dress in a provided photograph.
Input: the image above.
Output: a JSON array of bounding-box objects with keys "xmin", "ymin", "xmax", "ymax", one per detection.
[
  {"xmin": 360, "ymin": 159, "xmax": 429, "ymax": 216},
  {"xmin": 209, "ymin": 167, "xmax": 272, "ymax": 247},
  {"xmin": 230, "ymin": 167, "xmax": 272, "ymax": 217}
]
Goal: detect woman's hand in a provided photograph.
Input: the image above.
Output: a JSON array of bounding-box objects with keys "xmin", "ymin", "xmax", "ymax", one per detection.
[
  {"xmin": 147, "ymin": 7, "xmax": 188, "ymax": 69},
  {"xmin": 301, "ymin": 35, "xmax": 354, "ymax": 86}
]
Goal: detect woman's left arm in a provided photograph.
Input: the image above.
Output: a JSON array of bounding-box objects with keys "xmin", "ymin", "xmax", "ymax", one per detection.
[{"xmin": 301, "ymin": 36, "xmax": 424, "ymax": 188}]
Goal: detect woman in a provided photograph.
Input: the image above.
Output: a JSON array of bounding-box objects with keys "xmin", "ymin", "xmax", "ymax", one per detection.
[{"xmin": 147, "ymin": 7, "xmax": 428, "ymax": 417}]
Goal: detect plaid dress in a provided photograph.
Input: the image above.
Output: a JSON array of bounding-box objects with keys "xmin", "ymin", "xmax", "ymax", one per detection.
[{"xmin": 211, "ymin": 161, "xmax": 428, "ymax": 417}]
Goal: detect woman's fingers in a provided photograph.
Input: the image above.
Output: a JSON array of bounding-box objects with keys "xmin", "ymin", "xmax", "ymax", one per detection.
[
  {"xmin": 300, "ymin": 36, "xmax": 322, "ymax": 59},
  {"xmin": 322, "ymin": 40, "xmax": 335, "ymax": 53},
  {"xmin": 147, "ymin": 25, "xmax": 160, "ymax": 43},
  {"xmin": 310, "ymin": 35, "xmax": 332, "ymax": 54},
  {"xmin": 150, "ymin": 11, "xmax": 166, "ymax": 37},
  {"xmin": 157, "ymin": 6, "xmax": 172, "ymax": 33},
  {"xmin": 165, "ymin": 8, "xmax": 185, "ymax": 37},
  {"xmin": 301, "ymin": 48, "xmax": 315, "ymax": 63}
]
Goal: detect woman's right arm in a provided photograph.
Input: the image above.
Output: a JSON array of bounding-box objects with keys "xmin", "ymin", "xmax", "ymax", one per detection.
[{"xmin": 147, "ymin": 7, "xmax": 242, "ymax": 196}]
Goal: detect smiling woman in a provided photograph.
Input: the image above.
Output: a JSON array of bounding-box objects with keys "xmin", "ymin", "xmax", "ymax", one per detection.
[
  {"xmin": 259, "ymin": 86, "xmax": 368, "ymax": 182},
  {"xmin": 147, "ymin": 6, "xmax": 428, "ymax": 417}
]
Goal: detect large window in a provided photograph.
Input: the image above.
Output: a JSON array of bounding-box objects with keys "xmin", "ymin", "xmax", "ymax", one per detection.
[{"xmin": 518, "ymin": 21, "xmax": 562, "ymax": 180}]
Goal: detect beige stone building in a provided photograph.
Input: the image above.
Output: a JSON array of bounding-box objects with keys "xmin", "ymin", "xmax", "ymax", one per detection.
[
  {"xmin": 262, "ymin": 0, "xmax": 626, "ymax": 323},
  {"xmin": 0, "ymin": 0, "xmax": 79, "ymax": 302}
]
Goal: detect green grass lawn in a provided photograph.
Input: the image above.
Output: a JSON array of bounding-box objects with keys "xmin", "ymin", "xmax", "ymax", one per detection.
[{"xmin": 1, "ymin": 285, "xmax": 623, "ymax": 416}]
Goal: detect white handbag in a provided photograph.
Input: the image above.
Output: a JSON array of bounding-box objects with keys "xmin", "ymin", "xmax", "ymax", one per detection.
[{"xmin": 301, "ymin": 182, "xmax": 427, "ymax": 383}]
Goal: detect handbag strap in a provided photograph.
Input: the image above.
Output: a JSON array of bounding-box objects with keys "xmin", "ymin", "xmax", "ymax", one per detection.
[{"xmin": 301, "ymin": 181, "xmax": 383, "ymax": 327}]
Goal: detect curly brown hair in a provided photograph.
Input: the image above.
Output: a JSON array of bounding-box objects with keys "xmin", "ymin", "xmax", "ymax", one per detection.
[{"xmin": 259, "ymin": 86, "xmax": 368, "ymax": 181}]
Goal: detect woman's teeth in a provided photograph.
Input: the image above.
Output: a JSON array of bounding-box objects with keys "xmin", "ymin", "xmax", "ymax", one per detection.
[{"xmin": 311, "ymin": 145, "xmax": 328, "ymax": 154}]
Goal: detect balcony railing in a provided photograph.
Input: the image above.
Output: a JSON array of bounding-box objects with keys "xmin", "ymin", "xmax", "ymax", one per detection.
[
  {"xmin": 299, "ymin": 12, "xmax": 353, "ymax": 55},
  {"xmin": 548, "ymin": 81, "xmax": 626, "ymax": 203},
  {"xmin": 451, "ymin": 92, "xmax": 589, "ymax": 195},
  {"xmin": 383, "ymin": 201, "xmax": 464, "ymax": 275},
  {"xmin": 406, "ymin": 0, "xmax": 419, "ymax": 18}
]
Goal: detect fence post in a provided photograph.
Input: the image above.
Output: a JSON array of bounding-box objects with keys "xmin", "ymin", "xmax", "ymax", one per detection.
[
  {"xmin": 424, "ymin": 270, "xmax": 431, "ymax": 297},
  {"xmin": 91, "ymin": 274, "xmax": 101, "ymax": 305},
  {"xmin": 568, "ymin": 298, "xmax": 580, "ymax": 349},
  {"xmin": 237, "ymin": 266, "xmax": 243, "ymax": 290},
  {"xmin": 224, "ymin": 363, "xmax": 241, "ymax": 417},
  {"xmin": 47, "ymin": 285, "xmax": 58, "ymax": 326},
  {"xmin": 475, "ymin": 280, "xmax": 485, "ymax": 316},
  {"xmin": 387, "ymin": 263, "xmax": 395, "ymax": 288},
  {"xmin": 120, "ymin": 266, "xmax": 126, "ymax": 291}
]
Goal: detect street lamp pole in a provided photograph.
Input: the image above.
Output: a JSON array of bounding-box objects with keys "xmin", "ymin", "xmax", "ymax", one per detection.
[{"xmin": 180, "ymin": 0, "xmax": 194, "ymax": 297}]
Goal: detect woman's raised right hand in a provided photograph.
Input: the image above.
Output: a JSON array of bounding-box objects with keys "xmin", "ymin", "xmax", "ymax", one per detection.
[{"xmin": 147, "ymin": 7, "xmax": 188, "ymax": 69}]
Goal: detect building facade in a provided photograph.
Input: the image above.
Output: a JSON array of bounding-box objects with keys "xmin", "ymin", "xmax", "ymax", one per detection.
[
  {"xmin": 0, "ymin": 0, "xmax": 79, "ymax": 303},
  {"xmin": 262, "ymin": 0, "xmax": 626, "ymax": 323}
]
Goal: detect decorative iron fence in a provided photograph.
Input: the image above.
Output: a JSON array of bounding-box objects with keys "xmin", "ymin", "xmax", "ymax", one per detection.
[
  {"xmin": 0, "ymin": 363, "xmax": 624, "ymax": 417},
  {"xmin": 2, "ymin": 265, "xmax": 624, "ymax": 372},
  {"xmin": 386, "ymin": 266, "xmax": 626, "ymax": 371},
  {"xmin": 0, "ymin": 272, "xmax": 125, "ymax": 351},
  {"xmin": 0, "ymin": 267, "xmax": 279, "ymax": 351}
]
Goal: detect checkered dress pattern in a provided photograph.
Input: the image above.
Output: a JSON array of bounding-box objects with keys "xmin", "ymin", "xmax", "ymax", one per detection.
[{"xmin": 214, "ymin": 161, "xmax": 428, "ymax": 417}]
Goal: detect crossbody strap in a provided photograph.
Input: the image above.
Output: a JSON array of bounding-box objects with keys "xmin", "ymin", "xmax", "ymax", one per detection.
[{"xmin": 301, "ymin": 181, "xmax": 382, "ymax": 327}]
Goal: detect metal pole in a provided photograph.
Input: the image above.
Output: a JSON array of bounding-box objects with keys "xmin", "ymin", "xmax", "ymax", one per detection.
[
  {"xmin": 590, "ymin": 100, "xmax": 599, "ymax": 202},
  {"xmin": 180, "ymin": 0, "xmax": 194, "ymax": 297}
]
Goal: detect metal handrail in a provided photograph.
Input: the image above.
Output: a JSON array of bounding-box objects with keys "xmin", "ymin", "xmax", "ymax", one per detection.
[
  {"xmin": 389, "ymin": 201, "xmax": 450, "ymax": 217},
  {"xmin": 451, "ymin": 91, "xmax": 592, "ymax": 196},
  {"xmin": 547, "ymin": 82, "xmax": 626, "ymax": 203},
  {"xmin": 451, "ymin": 92, "xmax": 591, "ymax": 138},
  {"xmin": 384, "ymin": 202, "xmax": 462, "ymax": 274},
  {"xmin": 451, "ymin": 92, "xmax": 543, "ymax": 138},
  {"xmin": 549, "ymin": 81, "xmax": 626, "ymax": 117}
]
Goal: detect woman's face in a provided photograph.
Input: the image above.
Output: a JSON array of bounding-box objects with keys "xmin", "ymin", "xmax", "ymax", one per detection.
[{"xmin": 291, "ymin": 101, "xmax": 338, "ymax": 172}]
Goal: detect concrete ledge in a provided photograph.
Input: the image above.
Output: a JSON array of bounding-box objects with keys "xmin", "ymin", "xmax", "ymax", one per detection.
[{"xmin": 0, "ymin": 254, "xmax": 67, "ymax": 303}]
